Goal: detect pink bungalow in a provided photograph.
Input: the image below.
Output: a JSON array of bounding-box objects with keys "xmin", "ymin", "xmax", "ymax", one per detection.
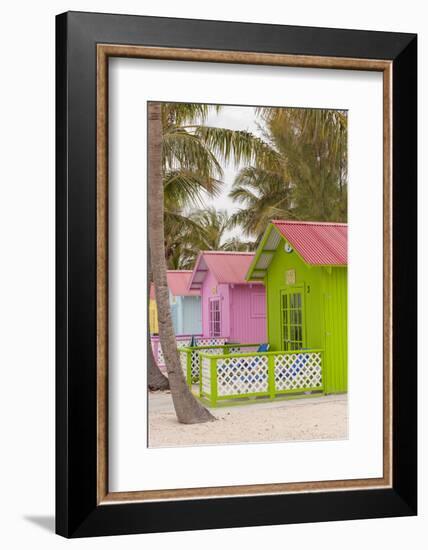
[{"xmin": 188, "ymin": 251, "xmax": 266, "ymax": 344}]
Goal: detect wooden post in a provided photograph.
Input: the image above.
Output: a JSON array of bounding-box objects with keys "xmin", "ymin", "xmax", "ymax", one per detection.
[{"xmin": 210, "ymin": 356, "xmax": 218, "ymax": 407}]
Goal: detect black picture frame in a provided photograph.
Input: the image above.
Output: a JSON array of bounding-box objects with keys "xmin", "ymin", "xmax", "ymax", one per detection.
[{"xmin": 56, "ymin": 11, "xmax": 417, "ymax": 538}]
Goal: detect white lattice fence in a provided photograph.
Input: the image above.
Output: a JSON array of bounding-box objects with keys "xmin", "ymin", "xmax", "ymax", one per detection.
[
  {"xmin": 196, "ymin": 338, "xmax": 228, "ymax": 347},
  {"xmin": 190, "ymin": 350, "xmax": 200, "ymax": 382},
  {"xmin": 179, "ymin": 349, "xmax": 211, "ymax": 384},
  {"xmin": 179, "ymin": 350, "xmax": 188, "ymax": 378},
  {"xmin": 202, "ymin": 349, "xmax": 323, "ymax": 405},
  {"xmin": 187, "ymin": 340, "xmax": 228, "ymax": 381},
  {"xmin": 153, "ymin": 336, "xmax": 226, "ymax": 366},
  {"xmin": 216, "ymin": 356, "xmax": 269, "ymax": 396},
  {"xmin": 201, "ymin": 356, "xmax": 211, "ymax": 396},
  {"xmin": 156, "ymin": 338, "xmax": 192, "ymax": 366},
  {"xmin": 274, "ymin": 352, "xmax": 322, "ymax": 391},
  {"xmin": 159, "ymin": 342, "xmax": 290, "ymax": 395},
  {"xmin": 189, "ymin": 344, "xmax": 255, "ymax": 384},
  {"xmin": 178, "ymin": 349, "xmax": 200, "ymax": 384}
]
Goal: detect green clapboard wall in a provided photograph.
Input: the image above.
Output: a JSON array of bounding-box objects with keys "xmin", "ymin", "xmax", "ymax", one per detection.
[{"xmin": 265, "ymin": 240, "xmax": 347, "ymax": 394}]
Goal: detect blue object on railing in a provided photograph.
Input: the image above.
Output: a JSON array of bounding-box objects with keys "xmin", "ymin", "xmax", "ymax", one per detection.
[
  {"xmin": 190, "ymin": 335, "xmax": 196, "ymax": 347},
  {"xmin": 257, "ymin": 343, "xmax": 270, "ymax": 353}
]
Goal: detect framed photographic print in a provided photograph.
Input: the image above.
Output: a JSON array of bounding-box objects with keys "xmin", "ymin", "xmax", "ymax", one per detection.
[{"xmin": 56, "ymin": 11, "xmax": 417, "ymax": 538}]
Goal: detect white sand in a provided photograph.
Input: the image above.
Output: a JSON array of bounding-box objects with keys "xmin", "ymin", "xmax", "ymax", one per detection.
[{"xmin": 149, "ymin": 392, "xmax": 348, "ymax": 448}]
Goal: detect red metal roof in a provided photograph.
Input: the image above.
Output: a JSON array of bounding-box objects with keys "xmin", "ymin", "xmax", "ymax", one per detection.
[
  {"xmin": 272, "ymin": 220, "xmax": 347, "ymax": 265},
  {"xmin": 167, "ymin": 270, "xmax": 200, "ymax": 296},
  {"xmin": 189, "ymin": 251, "xmax": 262, "ymax": 289}
]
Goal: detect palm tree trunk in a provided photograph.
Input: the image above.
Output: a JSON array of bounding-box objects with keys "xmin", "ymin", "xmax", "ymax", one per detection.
[
  {"xmin": 148, "ymin": 102, "xmax": 215, "ymax": 424},
  {"xmin": 147, "ymin": 272, "xmax": 169, "ymax": 391},
  {"xmin": 148, "ymin": 343, "xmax": 169, "ymax": 391}
]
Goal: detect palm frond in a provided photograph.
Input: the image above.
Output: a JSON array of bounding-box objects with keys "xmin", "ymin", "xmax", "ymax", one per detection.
[
  {"xmin": 193, "ymin": 126, "xmax": 280, "ymax": 169},
  {"xmin": 164, "ymin": 170, "xmax": 222, "ymax": 208},
  {"xmin": 162, "ymin": 130, "xmax": 223, "ymax": 179}
]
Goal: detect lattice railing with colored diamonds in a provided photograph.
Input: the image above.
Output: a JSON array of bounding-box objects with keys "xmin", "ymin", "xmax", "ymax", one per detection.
[
  {"xmin": 179, "ymin": 343, "xmax": 261, "ymax": 385},
  {"xmin": 274, "ymin": 352, "xmax": 322, "ymax": 391},
  {"xmin": 217, "ymin": 355, "xmax": 269, "ymax": 397},
  {"xmin": 151, "ymin": 334, "xmax": 228, "ymax": 367},
  {"xmin": 199, "ymin": 349, "xmax": 323, "ymax": 406}
]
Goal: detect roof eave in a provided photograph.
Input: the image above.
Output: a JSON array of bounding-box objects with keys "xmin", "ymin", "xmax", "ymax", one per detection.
[
  {"xmin": 187, "ymin": 252, "xmax": 205, "ymax": 291},
  {"xmin": 245, "ymin": 224, "xmax": 274, "ymax": 281}
]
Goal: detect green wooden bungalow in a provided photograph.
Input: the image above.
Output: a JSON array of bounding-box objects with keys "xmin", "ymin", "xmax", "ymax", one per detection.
[{"xmin": 246, "ymin": 220, "xmax": 348, "ymax": 394}]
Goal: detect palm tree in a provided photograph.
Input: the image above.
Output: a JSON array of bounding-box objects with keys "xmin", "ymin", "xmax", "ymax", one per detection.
[
  {"xmin": 148, "ymin": 102, "xmax": 214, "ymax": 423},
  {"xmin": 150, "ymin": 104, "xmax": 224, "ymax": 392},
  {"xmin": 229, "ymin": 165, "xmax": 293, "ymax": 240},
  {"xmin": 163, "ymin": 206, "xmax": 203, "ymax": 269},
  {"xmin": 229, "ymin": 107, "xmax": 347, "ymax": 241},
  {"xmin": 162, "ymin": 103, "xmax": 277, "ymax": 266},
  {"xmin": 148, "ymin": 346, "xmax": 169, "ymax": 391},
  {"xmin": 149, "ymin": 103, "xmax": 275, "ymax": 417},
  {"xmin": 261, "ymin": 108, "xmax": 348, "ymax": 222},
  {"xmin": 193, "ymin": 207, "xmax": 254, "ymax": 249},
  {"xmin": 163, "ymin": 208, "xmax": 255, "ymax": 269}
]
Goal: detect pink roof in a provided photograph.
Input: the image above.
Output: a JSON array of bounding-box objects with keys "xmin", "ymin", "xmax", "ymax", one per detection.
[
  {"xmin": 167, "ymin": 270, "xmax": 200, "ymax": 296},
  {"xmin": 272, "ymin": 220, "xmax": 347, "ymax": 265},
  {"xmin": 150, "ymin": 271, "xmax": 200, "ymax": 298},
  {"xmin": 189, "ymin": 251, "xmax": 261, "ymax": 290}
]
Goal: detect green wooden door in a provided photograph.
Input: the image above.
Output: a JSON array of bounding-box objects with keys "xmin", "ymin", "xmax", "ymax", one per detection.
[{"xmin": 280, "ymin": 286, "xmax": 305, "ymax": 351}]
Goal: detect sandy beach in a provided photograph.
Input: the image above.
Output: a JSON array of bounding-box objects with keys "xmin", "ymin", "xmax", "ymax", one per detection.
[{"xmin": 148, "ymin": 392, "xmax": 348, "ymax": 448}]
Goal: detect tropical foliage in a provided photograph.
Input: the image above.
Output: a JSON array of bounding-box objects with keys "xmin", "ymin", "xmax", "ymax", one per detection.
[
  {"xmin": 160, "ymin": 103, "xmax": 348, "ymax": 268},
  {"xmin": 149, "ymin": 102, "xmax": 348, "ymax": 408},
  {"xmin": 229, "ymin": 108, "xmax": 348, "ymax": 242},
  {"xmin": 148, "ymin": 101, "xmax": 214, "ymax": 421},
  {"xmin": 160, "ymin": 103, "xmax": 267, "ymax": 268},
  {"xmin": 172, "ymin": 208, "xmax": 253, "ymax": 269},
  {"xmin": 162, "ymin": 103, "xmax": 222, "ymax": 259}
]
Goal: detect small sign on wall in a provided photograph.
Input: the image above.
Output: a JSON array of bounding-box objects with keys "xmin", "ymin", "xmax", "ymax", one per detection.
[{"xmin": 285, "ymin": 269, "xmax": 296, "ymax": 285}]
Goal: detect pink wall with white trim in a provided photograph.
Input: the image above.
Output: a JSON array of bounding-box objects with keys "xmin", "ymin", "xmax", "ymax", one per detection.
[
  {"xmin": 201, "ymin": 270, "xmax": 266, "ymax": 343},
  {"xmin": 201, "ymin": 270, "xmax": 230, "ymax": 338}
]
